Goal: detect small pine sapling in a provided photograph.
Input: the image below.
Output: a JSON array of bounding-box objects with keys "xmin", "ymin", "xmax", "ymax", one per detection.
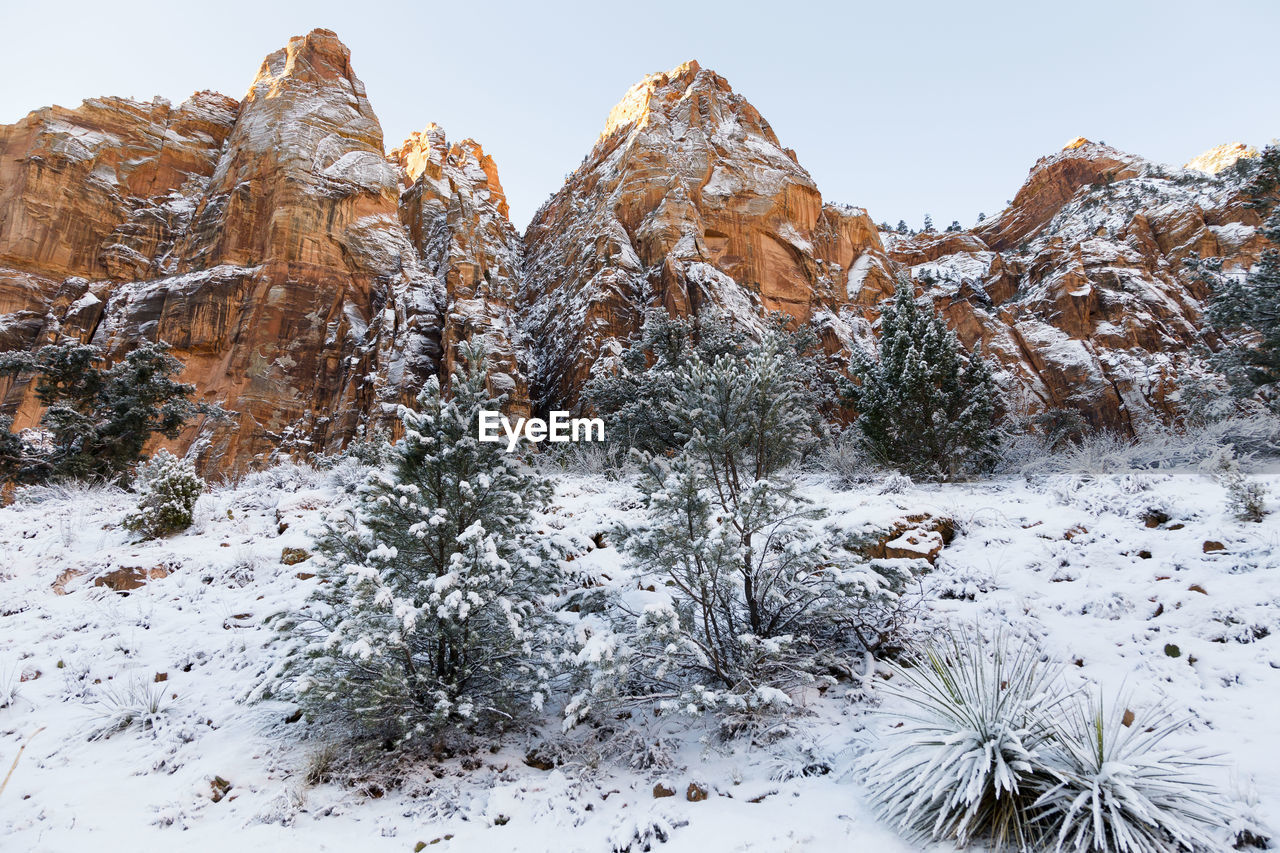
[{"xmin": 124, "ymin": 450, "xmax": 205, "ymax": 538}]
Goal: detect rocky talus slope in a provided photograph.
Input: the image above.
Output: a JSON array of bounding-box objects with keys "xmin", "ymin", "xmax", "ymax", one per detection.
[{"xmin": 0, "ymin": 30, "xmax": 1271, "ymax": 470}]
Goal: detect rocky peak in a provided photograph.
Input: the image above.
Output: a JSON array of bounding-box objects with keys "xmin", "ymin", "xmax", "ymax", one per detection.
[
  {"xmin": 0, "ymin": 29, "xmax": 530, "ymax": 472},
  {"xmin": 521, "ymin": 60, "xmax": 889, "ymax": 411},
  {"xmin": 249, "ymin": 28, "xmax": 360, "ymax": 99},
  {"xmin": 393, "ymin": 128, "xmax": 510, "ymax": 219},
  {"xmin": 976, "ymin": 138, "xmax": 1146, "ymax": 251},
  {"xmin": 392, "ymin": 123, "xmax": 449, "ymax": 183},
  {"xmin": 396, "ymin": 123, "xmax": 529, "ymax": 413},
  {"xmin": 1184, "ymin": 141, "xmax": 1259, "ymax": 175}
]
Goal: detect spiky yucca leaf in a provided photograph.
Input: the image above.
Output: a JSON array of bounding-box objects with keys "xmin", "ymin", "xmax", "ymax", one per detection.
[
  {"xmin": 1032, "ymin": 698, "xmax": 1223, "ymax": 852},
  {"xmin": 864, "ymin": 630, "xmax": 1065, "ymax": 849}
]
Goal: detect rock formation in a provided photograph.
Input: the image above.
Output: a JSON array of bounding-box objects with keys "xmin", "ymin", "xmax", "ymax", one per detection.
[
  {"xmin": 0, "ymin": 29, "xmax": 529, "ymax": 471},
  {"xmin": 888, "ymin": 139, "xmax": 1267, "ymax": 432},
  {"xmin": 0, "ymin": 37, "xmax": 1273, "ymax": 472},
  {"xmin": 521, "ymin": 61, "xmax": 893, "ymax": 410}
]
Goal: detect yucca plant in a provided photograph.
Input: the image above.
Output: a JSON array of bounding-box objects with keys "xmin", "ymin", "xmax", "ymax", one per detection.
[
  {"xmin": 864, "ymin": 630, "xmax": 1066, "ymax": 849},
  {"xmin": 1031, "ymin": 698, "xmax": 1223, "ymax": 852}
]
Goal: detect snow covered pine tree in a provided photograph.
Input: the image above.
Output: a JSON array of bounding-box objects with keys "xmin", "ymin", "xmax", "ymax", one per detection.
[
  {"xmin": 846, "ymin": 280, "xmax": 999, "ymax": 481},
  {"xmin": 567, "ymin": 331, "xmax": 916, "ymax": 729},
  {"xmin": 273, "ymin": 343, "xmax": 560, "ymax": 750},
  {"xmin": 1206, "ymin": 145, "xmax": 1280, "ymax": 405},
  {"xmin": 124, "ymin": 449, "xmax": 205, "ymax": 538}
]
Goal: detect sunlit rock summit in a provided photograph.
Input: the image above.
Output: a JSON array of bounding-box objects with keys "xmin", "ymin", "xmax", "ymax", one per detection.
[{"xmin": 0, "ymin": 31, "xmax": 1271, "ymax": 470}]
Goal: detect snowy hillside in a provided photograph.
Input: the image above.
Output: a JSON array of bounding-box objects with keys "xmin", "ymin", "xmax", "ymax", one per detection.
[{"xmin": 1, "ymin": 458, "xmax": 1276, "ymax": 851}]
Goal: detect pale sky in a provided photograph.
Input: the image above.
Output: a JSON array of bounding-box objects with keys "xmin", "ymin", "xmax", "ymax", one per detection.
[{"xmin": 2, "ymin": 0, "xmax": 1276, "ymax": 231}]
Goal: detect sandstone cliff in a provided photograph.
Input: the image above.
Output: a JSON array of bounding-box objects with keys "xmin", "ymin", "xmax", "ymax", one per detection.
[
  {"xmin": 0, "ymin": 29, "xmax": 529, "ymax": 471},
  {"xmin": 889, "ymin": 139, "xmax": 1266, "ymax": 432},
  {"xmin": 0, "ymin": 38, "xmax": 1273, "ymax": 472},
  {"xmin": 520, "ymin": 61, "xmax": 893, "ymax": 411}
]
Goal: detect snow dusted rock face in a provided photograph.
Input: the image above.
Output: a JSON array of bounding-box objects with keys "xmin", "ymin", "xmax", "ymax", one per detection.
[
  {"xmin": 0, "ymin": 29, "xmax": 526, "ymax": 472},
  {"xmin": 392, "ymin": 126, "xmax": 531, "ymax": 415},
  {"xmin": 1184, "ymin": 141, "xmax": 1259, "ymax": 176},
  {"xmin": 888, "ymin": 139, "xmax": 1272, "ymax": 432},
  {"xmin": 88, "ymin": 28, "xmax": 426, "ymax": 468},
  {"xmin": 521, "ymin": 60, "xmax": 893, "ymax": 410},
  {"xmin": 0, "ymin": 92, "xmax": 240, "ymax": 284}
]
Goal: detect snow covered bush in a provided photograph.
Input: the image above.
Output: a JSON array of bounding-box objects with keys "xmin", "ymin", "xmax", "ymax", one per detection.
[
  {"xmin": 864, "ymin": 630, "xmax": 1065, "ymax": 849},
  {"xmin": 567, "ymin": 333, "xmax": 916, "ymax": 729},
  {"xmin": 271, "ymin": 345, "xmax": 561, "ymax": 750},
  {"xmin": 866, "ymin": 631, "xmax": 1231, "ymax": 852},
  {"xmin": 586, "ymin": 307, "xmax": 837, "ymax": 457},
  {"xmin": 1031, "ymin": 699, "xmax": 1222, "ymax": 853},
  {"xmin": 124, "ymin": 450, "xmax": 205, "ymax": 538},
  {"xmin": 89, "ymin": 677, "xmax": 176, "ymax": 740},
  {"xmin": 813, "ymin": 427, "xmax": 878, "ymax": 488},
  {"xmin": 585, "ymin": 307, "xmax": 751, "ymax": 455},
  {"xmin": 1202, "ymin": 446, "xmax": 1268, "ymax": 522},
  {"xmin": 846, "ymin": 280, "xmax": 999, "ymax": 481},
  {"xmin": 0, "ymin": 341, "xmax": 223, "ymax": 484},
  {"xmin": 0, "ymin": 659, "xmax": 19, "ymax": 709}
]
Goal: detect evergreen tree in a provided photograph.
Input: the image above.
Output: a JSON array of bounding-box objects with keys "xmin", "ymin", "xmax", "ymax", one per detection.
[
  {"xmin": 585, "ymin": 308, "xmax": 748, "ymax": 454},
  {"xmin": 947, "ymin": 220, "xmax": 962, "ymax": 233},
  {"xmin": 586, "ymin": 309, "xmax": 838, "ymax": 457},
  {"xmin": 977, "ymin": 212, "xmax": 987, "ymax": 223},
  {"xmin": 846, "ymin": 280, "xmax": 999, "ymax": 481},
  {"xmin": 0, "ymin": 341, "xmax": 219, "ymax": 483},
  {"xmin": 124, "ymin": 450, "xmax": 205, "ymax": 538},
  {"xmin": 1204, "ymin": 146, "xmax": 1280, "ymax": 404},
  {"xmin": 923, "ymin": 214, "xmax": 935, "ymax": 232},
  {"xmin": 274, "ymin": 345, "xmax": 559, "ymax": 748},
  {"xmin": 1206, "ymin": 209, "xmax": 1280, "ymax": 398},
  {"xmin": 896, "ymin": 220, "xmax": 910, "ymax": 234},
  {"xmin": 567, "ymin": 333, "xmax": 915, "ymax": 725}
]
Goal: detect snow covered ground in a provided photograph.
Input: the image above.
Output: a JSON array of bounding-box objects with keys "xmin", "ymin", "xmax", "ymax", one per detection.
[{"xmin": 1, "ymin": 461, "xmax": 1277, "ymax": 851}]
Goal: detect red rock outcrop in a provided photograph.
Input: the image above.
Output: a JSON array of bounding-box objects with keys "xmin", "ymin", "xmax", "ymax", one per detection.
[
  {"xmin": 0, "ymin": 41, "xmax": 1273, "ymax": 471},
  {"xmin": 0, "ymin": 29, "xmax": 528, "ymax": 472},
  {"xmin": 888, "ymin": 139, "xmax": 1270, "ymax": 432},
  {"xmin": 393, "ymin": 125, "xmax": 530, "ymax": 413},
  {"xmin": 521, "ymin": 61, "xmax": 892, "ymax": 410}
]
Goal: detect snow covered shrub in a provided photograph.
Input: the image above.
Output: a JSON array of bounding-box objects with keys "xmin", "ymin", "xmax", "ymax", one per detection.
[
  {"xmin": 124, "ymin": 450, "xmax": 205, "ymax": 538},
  {"xmin": 586, "ymin": 307, "xmax": 838, "ymax": 457},
  {"xmin": 878, "ymin": 472, "xmax": 914, "ymax": 494},
  {"xmin": 0, "ymin": 659, "xmax": 19, "ymax": 709},
  {"xmin": 538, "ymin": 441, "xmax": 636, "ymax": 480},
  {"xmin": 89, "ymin": 678, "xmax": 176, "ymax": 739},
  {"xmin": 846, "ymin": 280, "xmax": 999, "ymax": 481},
  {"xmin": 340, "ymin": 423, "xmax": 393, "ymax": 468},
  {"xmin": 864, "ymin": 630, "xmax": 1066, "ymax": 850},
  {"xmin": 567, "ymin": 333, "xmax": 916, "ymax": 729},
  {"xmin": 867, "ymin": 631, "xmax": 1234, "ymax": 851},
  {"xmin": 0, "ymin": 341, "xmax": 222, "ymax": 484},
  {"xmin": 814, "ymin": 427, "xmax": 878, "ymax": 488},
  {"xmin": 585, "ymin": 307, "xmax": 752, "ymax": 455},
  {"xmin": 272, "ymin": 344, "xmax": 561, "ymax": 750},
  {"xmin": 1031, "ymin": 699, "xmax": 1223, "ymax": 853},
  {"xmin": 1202, "ymin": 446, "xmax": 1268, "ymax": 522}
]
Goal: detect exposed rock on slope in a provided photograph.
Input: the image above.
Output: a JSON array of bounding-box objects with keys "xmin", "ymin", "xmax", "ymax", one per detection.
[
  {"xmin": 521, "ymin": 60, "xmax": 893, "ymax": 411},
  {"xmin": 888, "ymin": 139, "xmax": 1269, "ymax": 432},
  {"xmin": 0, "ymin": 92, "xmax": 240, "ymax": 283},
  {"xmin": 0, "ymin": 29, "xmax": 529, "ymax": 470},
  {"xmin": 1185, "ymin": 142, "xmax": 1259, "ymax": 176},
  {"xmin": 393, "ymin": 125, "xmax": 529, "ymax": 413},
  {"xmin": 0, "ymin": 36, "xmax": 1273, "ymax": 471}
]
